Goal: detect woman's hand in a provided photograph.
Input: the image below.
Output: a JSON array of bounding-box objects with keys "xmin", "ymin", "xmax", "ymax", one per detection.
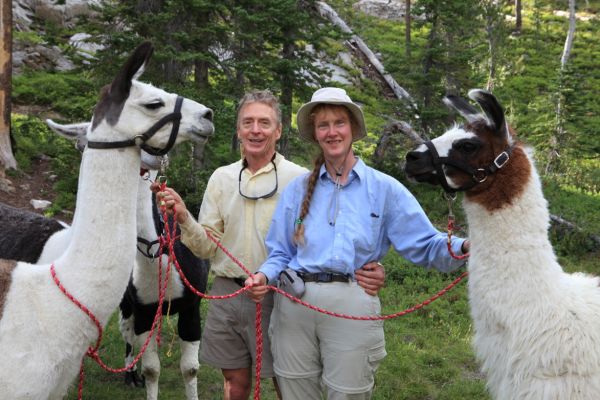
[
  {"xmin": 150, "ymin": 182, "xmax": 189, "ymax": 224},
  {"xmin": 245, "ymin": 272, "xmax": 269, "ymax": 303},
  {"xmin": 355, "ymin": 262, "xmax": 385, "ymax": 296}
]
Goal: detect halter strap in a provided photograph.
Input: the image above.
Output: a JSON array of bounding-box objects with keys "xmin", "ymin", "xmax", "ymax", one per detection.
[
  {"xmin": 87, "ymin": 96, "xmax": 184, "ymax": 156},
  {"xmin": 424, "ymin": 141, "xmax": 513, "ymax": 194}
]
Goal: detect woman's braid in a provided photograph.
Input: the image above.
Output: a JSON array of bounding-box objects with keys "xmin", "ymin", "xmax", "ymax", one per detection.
[{"xmin": 293, "ymin": 152, "xmax": 325, "ymax": 245}]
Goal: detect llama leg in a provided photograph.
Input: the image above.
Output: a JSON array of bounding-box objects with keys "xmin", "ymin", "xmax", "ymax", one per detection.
[
  {"xmin": 120, "ymin": 311, "xmax": 145, "ymax": 387},
  {"xmin": 180, "ymin": 339, "xmax": 200, "ymax": 400},
  {"xmin": 138, "ymin": 331, "xmax": 161, "ymax": 400}
]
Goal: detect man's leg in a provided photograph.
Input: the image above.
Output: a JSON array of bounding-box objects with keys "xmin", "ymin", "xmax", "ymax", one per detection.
[
  {"xmin": 223, "ymin": 367, "xmax": 251, "ymax": 400},
  {"xmin": 272, "ymin": 377, "xmax": 282, "ymax": 400}
]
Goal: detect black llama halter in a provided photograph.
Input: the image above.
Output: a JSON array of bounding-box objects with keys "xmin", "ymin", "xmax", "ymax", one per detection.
[
  {"xmin": 87, "ymin": 96, "xmax": 184, "ymax": 156},
  {"xmin": 424, "ymin": 140, "xmax": 513, "ymax": 194}
]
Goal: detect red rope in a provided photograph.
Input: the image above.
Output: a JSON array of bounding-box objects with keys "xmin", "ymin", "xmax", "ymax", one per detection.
[{"xmin": 447, "ymin": 216, "xmax": 470, "ymax": 260}]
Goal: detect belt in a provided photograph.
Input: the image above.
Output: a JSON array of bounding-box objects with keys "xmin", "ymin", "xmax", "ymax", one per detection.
[{"xmin": 299, "ymin": 272, "xmax": 351, "ymax": 283}]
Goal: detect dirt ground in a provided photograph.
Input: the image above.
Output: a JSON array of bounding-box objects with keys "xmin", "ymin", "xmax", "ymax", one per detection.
[{"xmin": 0, "ymin": 157, "xmax": 73, "ymax": 222}]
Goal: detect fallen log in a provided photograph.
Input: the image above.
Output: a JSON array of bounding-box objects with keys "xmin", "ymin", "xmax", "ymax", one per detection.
[{"xmin": 316, "ymin": 1, "xmax": 418, "ymax": 114}]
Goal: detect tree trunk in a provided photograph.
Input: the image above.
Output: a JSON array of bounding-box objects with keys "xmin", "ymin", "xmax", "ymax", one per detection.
[
  {"xmin": 515, "ymin": 0, "xmax": 522, "ymax": 33},
  {"xmin": 0, "ymin": 0, "xmax": 16, "ymax": 171},
  {"xmin": 279, "ymin": 35, "xmax": 295, "ymax": 158},
  {"xmin": 547, "ymin": 0, "xmax": 576, "ymax": 173},
  {"xmin": 560, "ymin": 0, "xmax": 576, "ymax": 68},
  {"xmin": 405, "ymin": 0, "xmax": 411, "ymax": 58}
]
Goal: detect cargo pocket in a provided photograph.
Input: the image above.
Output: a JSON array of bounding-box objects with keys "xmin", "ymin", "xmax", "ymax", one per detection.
[{"xmin": 366, "ymin": 343, "xmax": 387, "ymax": 378}]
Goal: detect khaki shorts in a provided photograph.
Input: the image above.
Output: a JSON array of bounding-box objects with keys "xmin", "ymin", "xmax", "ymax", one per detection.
[
  {"xmin": 271, "ymin": 281, "xmax": 386, "ymax": 394},
  {"xmin": 200, "ymin": 276, "xmax": 275, "ymax": 378}
]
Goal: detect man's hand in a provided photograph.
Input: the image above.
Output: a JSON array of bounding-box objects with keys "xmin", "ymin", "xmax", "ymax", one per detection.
[
  {"xmin": 355, "ymin": 261, "xmax": 385, "ymax": 296},
  {"xmin": 461, "ymin": 240, "xmax": 471, "ymax": 254},
  {"xmin": 245, "ymin": 273, "xmax": 269, "ymax": 303},
  {"xmin": 150, "ymin": 182, "xmax": 189, "ymax": 224}
]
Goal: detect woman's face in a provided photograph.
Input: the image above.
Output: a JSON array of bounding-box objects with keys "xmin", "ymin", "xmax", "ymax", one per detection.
[{"xmin": 313, "ymin": 106, "xmax": 353, "ymax": 161}]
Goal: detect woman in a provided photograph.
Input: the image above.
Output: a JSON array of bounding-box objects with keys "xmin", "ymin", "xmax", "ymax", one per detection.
[{"xmin": 247, "ymin": 87, "xmax": 469, "ymax": 399}]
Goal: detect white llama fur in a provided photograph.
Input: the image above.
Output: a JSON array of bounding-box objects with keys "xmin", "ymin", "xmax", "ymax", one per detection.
[
  {"xmin": 0, "ymin": 42, "xmax": 214, "ymax": 399},
  {"xmin": 405, "ymin": 89, "xmax": 600, "ymax": 400},
  {"xmin": 465, "ymin": 156, "xmax": 600, "ymax": 399}
]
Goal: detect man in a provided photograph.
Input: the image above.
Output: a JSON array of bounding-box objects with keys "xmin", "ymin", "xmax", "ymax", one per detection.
[{"xmin": 156, "ymin": 90, "xmax": 384, "ymax": 400}]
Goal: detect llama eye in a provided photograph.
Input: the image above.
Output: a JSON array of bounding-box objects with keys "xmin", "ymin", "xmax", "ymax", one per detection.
[
  {"xmin": 456, "ymin": 141, "xmax": 479, "ymax": 154},
  {"xmin": 144, "ymin": 101, "xmax": 165, "ymax": 110}
]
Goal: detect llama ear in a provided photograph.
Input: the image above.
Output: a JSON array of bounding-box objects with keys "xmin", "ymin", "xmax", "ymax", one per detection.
[
  {"xmin": 46, "ymin": 119, "xmax": 90, "ymax": 152},
  {"xmin": 110, "ymin": 42, "xmax": 154, "ymax": 102},
  {"xmin": 46, "ymin": 119, "xmax": 90, "ymax": 139},
  {"xmin": 442, "ymin": 95, "xmax": 482, "ymax": 124},
  {"xmin": 468, "ymin": 89, "xmax": 507, "ymax": 138}
]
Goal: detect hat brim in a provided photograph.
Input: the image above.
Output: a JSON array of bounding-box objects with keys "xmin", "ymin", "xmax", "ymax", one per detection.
[{"xmin": 296, "ymin": 100, "xmax": 367, "ymax": 144}]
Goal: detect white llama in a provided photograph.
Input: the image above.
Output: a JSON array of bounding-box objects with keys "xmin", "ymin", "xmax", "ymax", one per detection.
[
  {"xmin": 404, "ymin": 89, "xmax": 600, "ymax": 400},
  {"xmin": 0, "ymin": 42, "xmax": 214, "ymax": 399},
  {"xmin": 45, "ymin": 119, "xmax": 210, "ymax": 400}
]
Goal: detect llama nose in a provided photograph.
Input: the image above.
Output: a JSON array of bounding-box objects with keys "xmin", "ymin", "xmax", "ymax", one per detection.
[
  {"xmin": 203, "ymin": 108, "xmax": 214, "ymax": 122},
  {"xmin": 405, "ymin": 150, "xmax": 425, "ymax": 163}
]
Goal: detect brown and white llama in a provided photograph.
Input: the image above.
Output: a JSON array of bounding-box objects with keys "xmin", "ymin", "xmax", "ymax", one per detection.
[
  {"xmin": 404, "ymin": 89, "xmax": 600, "ymax": 400},
  {"xmin": 0, "ymin": 42, "xmax": 214, "ymax": 399}
]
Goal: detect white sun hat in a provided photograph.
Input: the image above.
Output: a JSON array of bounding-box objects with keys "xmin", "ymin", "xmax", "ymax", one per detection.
[{"xmin": 296, "ymin": 87, "xmax": 367, "ymax": 144}]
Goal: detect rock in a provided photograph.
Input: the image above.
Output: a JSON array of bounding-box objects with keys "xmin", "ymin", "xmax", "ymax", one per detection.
[
  {"xmin": 0, "ymin": 178, "xmax": 15, "ymax": 194},
  {"xmin": 30, "ymin": 199, "xmax": 52, "ymax": 210},
  {"xmin": 353, "ymin": 0, "xmax": 407, "ymax": 21},
  {"xmin": 14, "ymin": 0, "xmax": 102, "ymax": 30},
  {"xmin": 12, "ymin": 0, "xmax": 100, "ymax": 74}
]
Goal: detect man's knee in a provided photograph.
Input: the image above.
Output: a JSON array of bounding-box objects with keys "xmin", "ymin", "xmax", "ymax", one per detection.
[{"xmin": 223, "ymin": 368, "xmax": 252, "ymax": 400}]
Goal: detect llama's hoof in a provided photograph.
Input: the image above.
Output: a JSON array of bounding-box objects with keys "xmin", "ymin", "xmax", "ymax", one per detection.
[{"xmin": 124, "ymin": 370, "xmax": 145, "ymax": 388}]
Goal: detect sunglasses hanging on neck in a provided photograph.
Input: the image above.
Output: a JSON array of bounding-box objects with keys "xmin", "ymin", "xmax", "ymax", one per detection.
[{"xmin": 238, "ymin": 153, "xmax": 278, "ymax": 200}]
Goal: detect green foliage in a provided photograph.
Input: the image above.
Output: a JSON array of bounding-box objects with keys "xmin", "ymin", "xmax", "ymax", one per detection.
[{"xmin": 12, "ymin": 72, "xmax": 98, "ymax": 119}]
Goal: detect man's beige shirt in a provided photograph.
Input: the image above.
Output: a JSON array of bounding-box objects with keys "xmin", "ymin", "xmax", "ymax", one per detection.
[{"xmin": 180, "ymin": 153, "xmax": 307, "ymax": 278}]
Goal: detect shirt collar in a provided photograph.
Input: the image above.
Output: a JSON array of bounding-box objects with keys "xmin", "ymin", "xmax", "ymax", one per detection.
[
  {"xmin": 241, "ymin": 152, "xmax": 281, "ymax": 176},
  {"xmin": 318, "ymin": 156, "xmax": 364, "ymax": 183}
]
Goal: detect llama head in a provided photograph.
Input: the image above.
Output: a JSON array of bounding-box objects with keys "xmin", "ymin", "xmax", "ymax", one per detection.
[
  {"xmin": 88, "ymin": 42, "xmax": 214, "ymax": 155},
  {"xmin": 46, "ymin": 119, "xmax": 164, "ymax": 171},
  {"xmin": 405, "ymin": 89, "xmax": 520, "ymax": 196}
]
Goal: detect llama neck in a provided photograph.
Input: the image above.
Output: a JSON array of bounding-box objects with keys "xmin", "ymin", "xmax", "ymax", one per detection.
[
  {"xmin": 463, "ymin": 151, "xmax": 560, "ymax": 279},
  {"xmin": 55, "ymin": 146, "xmax": 140, "ymax": 322},
  {"xmin": 136, "ymin": 171, "xmax": 160, "ymax": 258}
]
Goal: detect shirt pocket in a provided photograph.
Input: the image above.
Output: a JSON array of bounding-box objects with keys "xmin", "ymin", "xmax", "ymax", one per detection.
[{"xmin": 368, "ymin": 209, "xmax": 383, "ymax": 252}]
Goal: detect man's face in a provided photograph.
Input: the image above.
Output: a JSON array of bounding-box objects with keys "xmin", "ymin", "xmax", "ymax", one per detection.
[{"xmin": 237, "ymin": 102, "xmax": 281, "ymax": 159}]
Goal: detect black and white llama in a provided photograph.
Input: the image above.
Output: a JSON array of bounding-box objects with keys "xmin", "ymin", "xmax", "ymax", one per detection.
[
  {"xmin": 404, "ymin": 89, "xmax": 600, "ymax": 400},
  {"xmin": 119, "ymin": 168, "xmax": 209, "ymax": 400},
  {"xmin": 0, "ymin": 42, "xmax": 214, "ymax": 399}
]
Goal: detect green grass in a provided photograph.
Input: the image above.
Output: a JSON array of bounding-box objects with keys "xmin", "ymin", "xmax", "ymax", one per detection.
[{"xmin": 61, "ymin": 243, "xmax": 600, "ymax": 399}]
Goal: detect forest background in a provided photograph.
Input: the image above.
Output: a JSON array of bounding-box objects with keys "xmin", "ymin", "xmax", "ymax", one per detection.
[{"xmin": 1, "ymin": 0, "xmax": 599, "ymax": 399}]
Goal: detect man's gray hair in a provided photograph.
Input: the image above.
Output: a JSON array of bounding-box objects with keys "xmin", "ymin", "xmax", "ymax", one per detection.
[{"xmin": 237, "ymin": 89, "xmax": 282, "ymax": 125}]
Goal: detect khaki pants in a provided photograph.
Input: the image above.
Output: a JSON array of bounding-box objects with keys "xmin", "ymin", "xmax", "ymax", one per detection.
[{"xmin": 270, "ymin": 281, "xmax": 386, "ymax": 399}]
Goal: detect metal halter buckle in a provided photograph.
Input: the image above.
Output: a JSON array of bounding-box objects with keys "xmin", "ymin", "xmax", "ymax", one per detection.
[
  {"xmin": 473, "ymin": 168, "xmax": 488, "ymax": 183},
  {"xmin": 493, "ymin": 151, "xmax": 510, "ymax": 169}
]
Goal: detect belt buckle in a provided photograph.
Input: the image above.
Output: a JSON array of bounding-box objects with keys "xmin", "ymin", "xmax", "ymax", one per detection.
[{"xmin": 318, "ymin": 272, "xmax": 334, "ymax": 282}]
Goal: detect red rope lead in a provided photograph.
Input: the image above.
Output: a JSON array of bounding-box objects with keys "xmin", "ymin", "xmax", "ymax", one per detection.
[
  {"xmin": 447, "ymin": 216, "xmax": 469, "ymax": 260},
  {"xmin": 254, "ymin": 303, "xmax": 263, "ymax": 399}
]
